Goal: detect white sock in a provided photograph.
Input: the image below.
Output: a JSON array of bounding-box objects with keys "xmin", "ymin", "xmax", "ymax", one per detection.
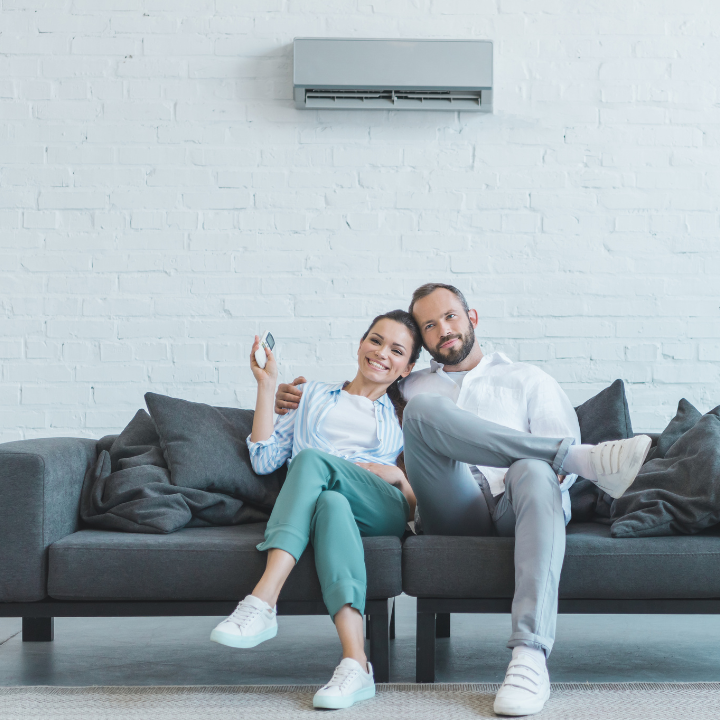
[
  {"xmin": 512, "ymin": 645, "xmax": 546, "ymax": 665},
  {"xmin": 248, "ymin": 595, "xmax": 274, "ymax": 611},
  {"xmin": 561, "ymin": 444, "xmax": 597, "ymax": 481}
]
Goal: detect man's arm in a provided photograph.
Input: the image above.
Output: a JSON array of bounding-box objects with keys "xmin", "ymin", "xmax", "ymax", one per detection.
[{"xmin": 275, "ymin": 376, "xmax": 306, "ymax": 415}]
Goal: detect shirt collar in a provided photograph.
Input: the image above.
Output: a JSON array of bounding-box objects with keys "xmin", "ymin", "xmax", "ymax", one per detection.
[
  {"xmin": 330, "ymin": 382, "xmax": 393, "ymax": 409},
  {"xmin": 430, "ymin": 351, "xmax": 513, "ymax": 375}
]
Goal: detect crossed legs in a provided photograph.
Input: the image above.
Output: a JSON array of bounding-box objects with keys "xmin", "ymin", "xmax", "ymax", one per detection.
[{"xmin": 403, "ymin": 393, "xmax": 570, "ymax": 655}]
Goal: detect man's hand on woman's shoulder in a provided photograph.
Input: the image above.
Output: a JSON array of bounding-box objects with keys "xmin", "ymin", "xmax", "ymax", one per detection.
[{"xmin": 275, "ymin": 376, "xmax": 306, "ymax": 415}]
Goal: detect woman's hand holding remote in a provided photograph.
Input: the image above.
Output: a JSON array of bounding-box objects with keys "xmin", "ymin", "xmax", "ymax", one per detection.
[
  {"xmin": 250, "ymin": 335, "xmax": 278, "ymax": 444},
  {"xmin": 250, "ymin": 335, "xmax": 278, "ymax": 386}
]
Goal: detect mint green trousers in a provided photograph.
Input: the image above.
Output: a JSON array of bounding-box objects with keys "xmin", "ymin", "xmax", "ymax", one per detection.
[{"xmin": 257, "ymin": 448, "xmax": 409, "ymax": 618}]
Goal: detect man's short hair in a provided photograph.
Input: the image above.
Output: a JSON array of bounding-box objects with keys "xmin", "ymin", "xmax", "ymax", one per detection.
[{"xmin": 409, "ymin": 283, "xmax": 470, "ymax": 317}]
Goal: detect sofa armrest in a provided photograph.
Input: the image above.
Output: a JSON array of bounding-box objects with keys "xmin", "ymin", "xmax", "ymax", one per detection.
[{"xmin": 0, "ymin": 437, "xmax": 97, "ymax": 602}]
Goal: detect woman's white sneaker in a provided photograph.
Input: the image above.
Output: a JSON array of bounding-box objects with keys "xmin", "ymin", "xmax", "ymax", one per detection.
[
  {"xmin": 313, "ymin": 658, "xmax": 375, "ymax": 709},
  {"xmin": 493, "ymin": 650, "xmax": 550, "ymax": 716},
  {"xmin": 590, "ymin": 435, "xmax": 652, "ymax": 499},
  {"xmin": 210, "ymin": 595, "xmax": 277, "ymax": 649}
]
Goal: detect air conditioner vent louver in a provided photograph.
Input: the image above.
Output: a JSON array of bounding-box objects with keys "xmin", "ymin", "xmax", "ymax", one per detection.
[
  {"xmin": 304, "ymin": 89, "xmax": 484, "ymax": 110},
  {"xmin": 294, "ymin": 38, "xmax": 493, "ymax": 112}
]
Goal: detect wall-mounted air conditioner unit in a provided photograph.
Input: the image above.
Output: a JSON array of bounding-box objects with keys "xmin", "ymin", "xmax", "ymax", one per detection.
[{"xmin": 293, "ymin": 38, "xmax": 492, "ymax": 112}]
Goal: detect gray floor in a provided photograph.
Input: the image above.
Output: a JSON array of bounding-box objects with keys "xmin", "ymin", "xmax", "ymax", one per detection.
[{"xmin": 2, "ymin": 595, "xmax": 719, "ymax": 686}]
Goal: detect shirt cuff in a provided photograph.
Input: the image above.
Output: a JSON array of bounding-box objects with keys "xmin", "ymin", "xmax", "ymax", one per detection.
[{"xmin": 246, "ymin": 433, "xmax": 277, "ymax": 454}]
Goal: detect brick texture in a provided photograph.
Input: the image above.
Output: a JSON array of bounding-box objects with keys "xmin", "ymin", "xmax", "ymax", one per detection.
[{"xmin": 1, "ymin": 1, "xmax": 719, "ymax": 441}]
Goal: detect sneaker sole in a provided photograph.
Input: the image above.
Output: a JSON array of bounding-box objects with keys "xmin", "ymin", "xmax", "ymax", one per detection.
[
  {"xmin": 313, "ymin": 685, "xmax": 375, "ymax": 709},
  {"xmin": 493, "ymin": 684, "xmax": 550, "ymax": 716},
  {"xmin": 599, "ymin": 434, "xmax": 652, "ymax": 499},
  {"xmin": 210, "ymin": 623, "xmax": 277, "ymax": 649}
]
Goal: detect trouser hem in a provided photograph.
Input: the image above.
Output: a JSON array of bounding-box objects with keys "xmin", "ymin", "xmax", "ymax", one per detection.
[
  {"xmin": 323, "ymin": 578, "xmax": 366, "ymax": 619},
  {"xmin": 256, "ymin": 523, "xmax": 308, "ymax": 563},
  {"xmin": 507, "ymin": 631, "xmax": 554, "ymax": 657},
  {"xmin": 552, "ymin": 436, "xmax": 575, "ymax": 475}
]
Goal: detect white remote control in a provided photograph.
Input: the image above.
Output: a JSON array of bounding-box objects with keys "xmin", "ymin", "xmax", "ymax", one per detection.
[{"xmin": 254, "ymin": 331, "xmax": 275, "ymax": 369}]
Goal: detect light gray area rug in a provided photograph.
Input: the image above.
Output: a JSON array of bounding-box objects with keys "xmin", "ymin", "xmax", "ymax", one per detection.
[{"xmin": 2, "ymin": 683, "xmax": 719, "ymax": 719}]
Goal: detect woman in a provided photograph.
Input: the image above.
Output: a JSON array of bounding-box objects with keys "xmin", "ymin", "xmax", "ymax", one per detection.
[{"xmin": 211, "ymin": 310, "xmax": 422, "ymax": 709}]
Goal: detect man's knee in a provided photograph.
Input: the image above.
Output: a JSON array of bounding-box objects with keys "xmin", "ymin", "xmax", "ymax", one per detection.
[
  {"xmin": 505, "ymin": 459, "xmax": 559, "ymax": 495},
  {"xmin": 404, "ymin": 393, "xmax": 446, "ymax": 427}
]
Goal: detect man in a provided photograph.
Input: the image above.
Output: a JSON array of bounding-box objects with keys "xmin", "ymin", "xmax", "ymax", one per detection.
[{"xmin": 275, "ymin": 283, "xmax": 650, "ymax": 716}]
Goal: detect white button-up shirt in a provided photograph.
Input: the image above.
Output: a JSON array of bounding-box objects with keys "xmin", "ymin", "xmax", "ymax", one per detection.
[{"xmin": 400, "ymin": 352, "xmax": 581, "ymax": 524}]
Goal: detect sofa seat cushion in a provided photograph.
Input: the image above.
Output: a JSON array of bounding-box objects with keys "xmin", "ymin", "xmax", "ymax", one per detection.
[
  {"xmin": 48, "ymin": 523, "xmax": 401, "ymax": 602},
  {"xmin": 402, "ymin": 522, "xmax": 720, "ymax": 600}
]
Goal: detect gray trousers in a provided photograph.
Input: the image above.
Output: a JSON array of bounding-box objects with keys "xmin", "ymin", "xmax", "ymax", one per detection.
[{"xmin": 402, "ymin": 393, "xmax": 575, "ymax": 656}]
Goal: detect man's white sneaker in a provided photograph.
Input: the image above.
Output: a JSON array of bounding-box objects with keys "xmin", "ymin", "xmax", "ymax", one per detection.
[
  {"xmin": 210, "ymin": 595, "xmax": 277, "ymax": 649},
  {"xmin": 493, "ymin": 651, "xmax": 550, "ymax": 716},
  {"xmin": 590, "ymin": 434, "xmax": 652, "ymax": 499},
  {"xmin": 312, "ymin": 658, "xmax": 375, "ymax": 710}
]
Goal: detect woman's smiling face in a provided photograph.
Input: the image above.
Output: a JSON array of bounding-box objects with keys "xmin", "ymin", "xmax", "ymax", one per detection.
[{"xmin": 357, "ymin": 318, "xmax": 416, "ymax": 387}]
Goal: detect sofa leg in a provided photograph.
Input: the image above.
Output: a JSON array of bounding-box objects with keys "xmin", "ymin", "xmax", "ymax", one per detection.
[
  {"xmin": 436, "ymin": 612, "xmax": 450, "ymax": 638},
  {"xmin": 389, "ymin": 599, "xmax": 396, "ymax": 641},
  {"xmin": 416, "ymin": 609, "xmax": 436, "ymax": 683},
  {"xmin": 22, "ymin": 617, "xmax": 54, "ymax": 642},
  {"xmin": 367, "ymin": 605, "xmax": 390, "ymax": 683}
]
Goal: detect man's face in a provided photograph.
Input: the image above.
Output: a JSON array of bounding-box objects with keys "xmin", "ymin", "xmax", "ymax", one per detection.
[{"xmin": 412, "ymin": 289, "xmax": 477, "ymax": 366}]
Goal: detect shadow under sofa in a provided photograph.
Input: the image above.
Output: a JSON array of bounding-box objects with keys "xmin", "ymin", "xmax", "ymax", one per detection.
[{"xmin": 0, "ymin": 437, "xmax": 400, "ymax": 682}]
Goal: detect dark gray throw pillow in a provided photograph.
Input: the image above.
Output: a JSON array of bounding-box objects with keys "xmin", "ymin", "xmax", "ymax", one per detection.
[
  {"xmin": 574, "ymin": 379, "xmax": 633, "ymax": 445},
  {"xmin": 144, "ymin": 392, "xmax": 285, "ymax": 510},
  {"xmin": 611, "ymin": 406, "xmax": 720, "ymax": 538},
  {"xmin": 645, "ymin": 398, "xmax": 702, "ymax": 463},
  {"xmin": 569, "ymin": 379, "xmax": 633, "ymax": 522}
]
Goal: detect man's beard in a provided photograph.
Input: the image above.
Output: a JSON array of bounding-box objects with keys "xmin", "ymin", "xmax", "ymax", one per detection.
[{"xmin": 428, "ymin": 323, "xmax": 476, "ymax": 366}]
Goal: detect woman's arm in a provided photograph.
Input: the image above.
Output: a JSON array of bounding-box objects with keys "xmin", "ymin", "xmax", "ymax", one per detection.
[
  {"xmin": 246, "ymin": 335, "xmax": 298, "ymax": 475},
  {"xmin": 250, "ymin": 335, "xmax": 278, "ymax": 443}
]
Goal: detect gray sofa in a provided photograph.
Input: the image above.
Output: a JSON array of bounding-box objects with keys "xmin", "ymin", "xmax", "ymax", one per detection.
[
  {"xmin": 4, "ymin": 432, "xmax": 720, "ymax": 686},
  {"xmin": 0, "ymin": 437, "xmax": 399, "ymax": 682}
]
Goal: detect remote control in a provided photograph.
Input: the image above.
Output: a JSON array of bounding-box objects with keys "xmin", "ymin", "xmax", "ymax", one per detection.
[{"xmin": 254, "ymin": 331, "xmax": 275, "ymax": 369}]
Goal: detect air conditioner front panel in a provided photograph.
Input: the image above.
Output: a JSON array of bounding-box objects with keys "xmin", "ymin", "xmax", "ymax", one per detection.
[{"xmin": 293, "ymin": 38, "xmax": 493, "ymax": 111}]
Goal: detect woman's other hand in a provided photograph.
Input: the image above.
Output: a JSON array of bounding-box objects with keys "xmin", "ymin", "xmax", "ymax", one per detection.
[
  {"xmin": 355, "ymin": 462, "xmax": 405, "ymax": 488},
  {"xmin": 355, "ymin": 462, "xmax": 416, "ymax": 520},
  {"xmin": 250, "ymin": 335, "xmax": 278, "ymax": 386},
  {"xmin": 275, "ymin": 377, "xmax": 306, "ymax": 414}
]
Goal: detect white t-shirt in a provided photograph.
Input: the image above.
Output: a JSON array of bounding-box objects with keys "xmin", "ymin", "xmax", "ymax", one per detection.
[{"xmin": 321, "ymin": 390, "xmax": 380, "ymax": 459}]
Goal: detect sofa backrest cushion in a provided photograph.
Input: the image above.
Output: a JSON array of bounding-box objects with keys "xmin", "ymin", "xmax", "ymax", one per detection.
[
  {"xmin": 645, "ymin": 398, "xmax": 702, "ymax": 463},
  {"xmin": 569, "ymin": 379, "xmax": 633, "ymax": 522},
  {"xmin": 611, "ymin": 405, "xmax": 720, "ymax": 537},
  {"xmin": 144, "ymin": 392, "xmax": 285, "ymax": 510},
  {"xmin": 573, "ymin": 378, "xmax": 633, "ymax": 445}
]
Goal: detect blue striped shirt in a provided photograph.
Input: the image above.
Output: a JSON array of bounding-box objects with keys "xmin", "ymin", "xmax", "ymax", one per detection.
[{"xmin": 246, "ymin": 381, "xmax": 404, "ymax": 475}]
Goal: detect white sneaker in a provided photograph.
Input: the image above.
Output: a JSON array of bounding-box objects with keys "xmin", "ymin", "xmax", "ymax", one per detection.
[
  {"xmin": 493, "ymin": 651, "xmax": 550, "ymax": 716},
  {"xmin": 313, "ymin": 658, "xmax": 376, "ymax": 709},
  {"xmin": 590, "ymin": 435, "xmax": 652, "ymax": 499},
  {"xmin": 210, "ymin": 595, "xmax": 277, "ymax": 649}
]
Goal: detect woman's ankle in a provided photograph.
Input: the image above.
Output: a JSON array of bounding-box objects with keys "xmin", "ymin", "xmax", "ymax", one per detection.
[
  {"xmin": 343, "ymin": 652, "xmax": 368, "ymax": 669},
  {"xmin": 249, "ymin": 584, "xmax": 278, "ymax": 608}
]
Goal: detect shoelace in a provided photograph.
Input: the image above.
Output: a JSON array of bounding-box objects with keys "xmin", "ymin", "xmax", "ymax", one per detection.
[
  {"xmin": 228, "ymin": 601, "xmax": 261, "ymax": 630},
  {"xmin": 323, "ymin": 665, "xmax": 358, "ymax": 691}
]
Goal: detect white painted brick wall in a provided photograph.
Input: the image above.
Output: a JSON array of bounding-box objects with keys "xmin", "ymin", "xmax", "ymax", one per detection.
[{"xmin": 1, "ymin": 0, "xmax": 719, "ymax": 441}]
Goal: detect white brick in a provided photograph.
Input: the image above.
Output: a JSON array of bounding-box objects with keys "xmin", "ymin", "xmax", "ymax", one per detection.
[{"xmin": 0, "ymin": 3, "xmax": 719, "ymax": 438}]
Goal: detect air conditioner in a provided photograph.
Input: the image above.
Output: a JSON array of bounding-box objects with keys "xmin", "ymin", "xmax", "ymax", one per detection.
[{"xmin": 293, "ymin": 38, "xmax": 493, "ymax": 112}]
